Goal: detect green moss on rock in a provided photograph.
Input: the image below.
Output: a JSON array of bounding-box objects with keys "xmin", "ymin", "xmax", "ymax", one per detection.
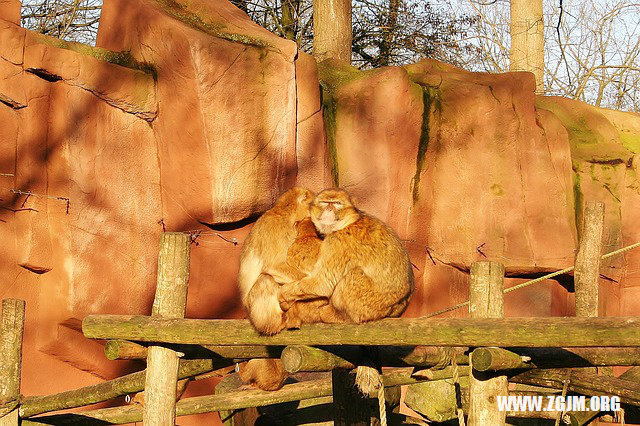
[
  {"xmin": 152, "ymin": 0, "xmax": 273, "ymax": 49},
  {"xmin": 30, "ymin": 32, "xmax": 155, "ymax": 75},
  {"xmin": 411, "ymin": 86, "xmax": 441, "ymax": 202},
  {"xmin": 316, "ymin": 60, "xmax": 377, "ymax": 187},
  {"xmin": 572, "ymin": 168, "xmax": 583, "ymax": 237},
  {"xmin": 536, "ymin": 97, "xmax": 631, "ymax": 162},
  {"xmin": 317, "ymin": 60, "xmax": 369, "ymax": 93},
  {"xmin": 620, "ymin": 131, "xmax": 640, "ymax": 154},
  {"xmin": 320, "ymin": 83, "xmax": 339, "ymax": 186}
]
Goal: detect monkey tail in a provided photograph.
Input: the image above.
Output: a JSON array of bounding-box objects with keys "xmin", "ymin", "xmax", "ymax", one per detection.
[{"xmin": 245, "ymin": 274, "xmax": 286, "ymax": 336}]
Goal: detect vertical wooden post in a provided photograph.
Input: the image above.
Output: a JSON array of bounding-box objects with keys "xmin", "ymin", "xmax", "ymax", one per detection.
[
  {"xmin": 571, "ymin": 201, "xmax": 605, "ymax": 423},
  {"xmin": 574, "ymin": 201, "xmax": 605, "ymax": 318},
  {"xmin": 468, "ymin": 261, "xmax": 507, "ymax": 426},
  {"xmin": 332, "ymin": 369, "xmax": 370, "ymax": 425},
  {"xmin": 0, "ymin": 299, "xmax": 26, "ymax": 426},
  {"xmin": 144, "ymin": 233, "xmax": 191, "ymax": 425}
]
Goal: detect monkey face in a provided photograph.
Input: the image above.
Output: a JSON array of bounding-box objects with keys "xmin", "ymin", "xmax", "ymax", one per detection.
[
  {"xmin": 310, "ymin": 188, "xmax": 360, "ymax": 235},
  {"xmin": 275, "ymin": 186, "xmax": 315, "ymax": 221}
]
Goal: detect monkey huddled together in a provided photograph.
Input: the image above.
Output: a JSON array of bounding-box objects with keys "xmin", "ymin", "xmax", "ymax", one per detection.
[{"xmin": 237, "ymin": 187, "xmax": 414, "ymax": 390}]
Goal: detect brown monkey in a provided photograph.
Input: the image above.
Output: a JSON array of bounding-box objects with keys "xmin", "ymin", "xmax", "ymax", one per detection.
[
  {"xmin": 279, "ymin": 188, "xmax": 414, "ymax": 397},
  {"xmin": 279, "ymin": 188, "xmax": 414, "ymax": 324},
  {"xmin": 238, "ymin": 217, "xmax": 328, "ymax": 391},
  {"xmin": 238, "ymin": 186, "xmax": 315, "ymax": 336}
]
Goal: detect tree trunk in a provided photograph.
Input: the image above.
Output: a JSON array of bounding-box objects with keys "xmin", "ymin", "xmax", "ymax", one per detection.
[
  {"xmin": 510, "ymin": 0, "xmax": 544, "ymax": 93},
  {"xmin": 281, "ymin": 0, "xmax": 299, "ymax": 41},
  {"xmin": 379, "ymin": 0, "xmax": 401, "ymax": 66},
  {"xmin": 313, "ymin": 0, "xmax": 352, "ymax": 63}
]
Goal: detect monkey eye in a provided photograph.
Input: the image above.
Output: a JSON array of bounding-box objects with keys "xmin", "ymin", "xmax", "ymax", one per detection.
[{"xmin": 334, "ymin": 202, "xmax": 343, "ymax": 208}]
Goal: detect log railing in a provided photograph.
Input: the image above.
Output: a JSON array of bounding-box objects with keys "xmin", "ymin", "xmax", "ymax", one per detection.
[{"xmin": 4, "ymin": 201, "xmax": 640, "ymax": 425}]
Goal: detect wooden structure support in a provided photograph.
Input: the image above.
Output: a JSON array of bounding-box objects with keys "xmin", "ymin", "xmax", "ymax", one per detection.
[
  {"xmin": 468, "ymin": 261, "xmax": 507, "ymax": 426},
  {"xmin": 281, "ymin": 345, "xmax": 468, "ymax": 373},
  {"xmin": 22, "ymin": 369, "xmax": 420, "ymax": 425},
  {"xmin": 104, "ymin": 339, "xmax": 283, "ymax": 361},
  {"xmin": 144, "ymin": 232, "xmax": 191, "ymax": 426},
  {"xmin": 575, "ymin": 201, "xmax": 605, "ymax": 318},
  {"xmin": 0, "ymin": 299, "xmax": 25, "ymax": 426},
  {"xmin": 82, "ymin": 315, "xmax": 640, "ymax": 347},
  {"xmin": 19, "ymin": 359, "xmax": 217, "ymax": 418},
  {"xmin": 513, "ymin": 368, "xmax": 640, "ymax": 406}
]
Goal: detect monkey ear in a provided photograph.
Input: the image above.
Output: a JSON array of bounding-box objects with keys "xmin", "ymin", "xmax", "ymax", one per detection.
[{"xmin": 297, "ymin": 190, "xmax": 314, "ymax": 204}]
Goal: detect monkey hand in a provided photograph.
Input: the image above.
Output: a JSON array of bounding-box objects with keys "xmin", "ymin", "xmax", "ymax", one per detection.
[{"xmin": 278, "ymin": 283, "xmax": 297, "ymax": 311}]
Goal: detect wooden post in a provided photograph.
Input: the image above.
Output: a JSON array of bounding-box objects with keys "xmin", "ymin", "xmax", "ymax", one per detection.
[
  {"xmin": 332, "ymin": 369, "xmax": 370, "ymax": 425},
  {"xmin": 574, "ymin": 201, "xmax": 605, "ymax": 317},
  {"xmin": 468, "ymin": 261, "xmax": 507, "ymax": 426},
  {"xmin": 0, "ymin": 299, "xmax": 26, "ymax": 426},
  {"xmin": 144, "ymin": 232, "xmax": 191, "ymax": 426}
]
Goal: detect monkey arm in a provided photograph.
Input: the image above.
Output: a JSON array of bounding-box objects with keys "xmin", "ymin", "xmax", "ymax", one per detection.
[
  {"xmin": 278, "ymin": 274, "xmax": 335, "ymax": 310},
  {"xmin": 265, "ymin": 263, "xmax": 307, "ymax": 284}
]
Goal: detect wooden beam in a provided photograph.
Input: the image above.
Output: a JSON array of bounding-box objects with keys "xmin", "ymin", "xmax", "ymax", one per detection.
[
  {"xmin": 0, "ymin": 299, "xmax": 25, "ymax": 425},
  {"xmin": 82, "ymin": 316, "xmax": 640, "ymax": 347},
  {"xmin": 468, "ymin": 261, "xmax": 507, "ymax": 426},
  {"xmin": 22, "ymin": 369, "xmax": 421, "ymax": 425},
  {"xmin": 104, "ymin": 340, "xmax": 283, "ymax": 361},
  {"xmin": 575, "ymin": 201, "xmax": 605, "ymax": 318},
  {"xmin": 19, "ymin": 360, "xmax": 218, "ymax": 418},
  {"xmin": 281, "ymin": 345, "xmax": 469, "ymax": 373},
  {"xmin": 471, "ymin": 347, "xmax": 640, "ymax": 371},
  {"xmin": 512, "ymin": 369, "xmax": 640, "ymax": 406},
  {"xmin": 471, "ymin": 347, "xmax": 530, "ymax": 371},
  {"xmin": 144, "ymin": 232, "xmax": 191, "ymax": 426}
]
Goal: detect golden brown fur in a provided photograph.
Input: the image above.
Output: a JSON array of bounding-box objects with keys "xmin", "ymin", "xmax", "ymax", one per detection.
[
  {"xmin": 238, "ymin": 191, "xmax": 328, "ymax": 391},
  {"xmin": 237, "ymin": 359, "xmax": 288, "ymax": 391},
  {"xmin": 238, "ymin": 187, "xmax": 315, "ymax": 336},
  {"xmin": 279, "ymin": 188, "xmax": 414, "ymax": 323}
]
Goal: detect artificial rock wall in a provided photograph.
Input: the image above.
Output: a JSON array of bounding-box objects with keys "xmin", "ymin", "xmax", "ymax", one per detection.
[{"xmin": 1, "ymin": 0, "xmax": 639, "ymax": 423}]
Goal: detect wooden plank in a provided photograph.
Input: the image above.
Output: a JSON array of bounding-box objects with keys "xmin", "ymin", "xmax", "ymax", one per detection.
[
  {"xmin": 82, "ymin": 315, "xmax": 640, "ymax": 347},
  {"xmin": 468, "ymin": 261, "xmax": 507, "ymax": 426},
  {"xmin": 144, "ymin": 232, "xmax": 191, "ymax": 426}
]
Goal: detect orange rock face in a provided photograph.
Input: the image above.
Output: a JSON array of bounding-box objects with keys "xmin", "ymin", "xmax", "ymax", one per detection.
[{"xmin": 1, "ymin": 0, "xmax": 640, "ymax": 424}]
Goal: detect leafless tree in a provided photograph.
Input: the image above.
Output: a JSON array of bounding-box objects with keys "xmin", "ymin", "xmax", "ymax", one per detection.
[
  {"xmin": 232, "ymin": 0, "xmax": 479, "ymax": 69},
  {"xmin": 21, "ymin": 0, "xmax": 102, "ymax": 44},
  {"xmin": 456, "ymin": 0, "xmax": 640, "ymax": 111}
]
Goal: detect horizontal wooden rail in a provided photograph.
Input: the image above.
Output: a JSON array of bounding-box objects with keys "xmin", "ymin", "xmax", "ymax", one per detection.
[
  {"xmin": 20, "ymin": 360, "xmax": 218, "ymax": 418},
  {"xmin": 104, "ymin": 340, "xmax": 284, "ymax": 360},
  {"xmin": 513, "ymin": 369, "xmax": 640, "ymax": 406},
  {"xmin": 22, "ymin": 369, "xmax": 419, "ymax": 425},
  {"xmin": 83, "ymin": 315, "xmax": 640, "ymax": 347},
  {"xmin": 472, "ymin": 347, "xmax": 640, "ymax": 371}
]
